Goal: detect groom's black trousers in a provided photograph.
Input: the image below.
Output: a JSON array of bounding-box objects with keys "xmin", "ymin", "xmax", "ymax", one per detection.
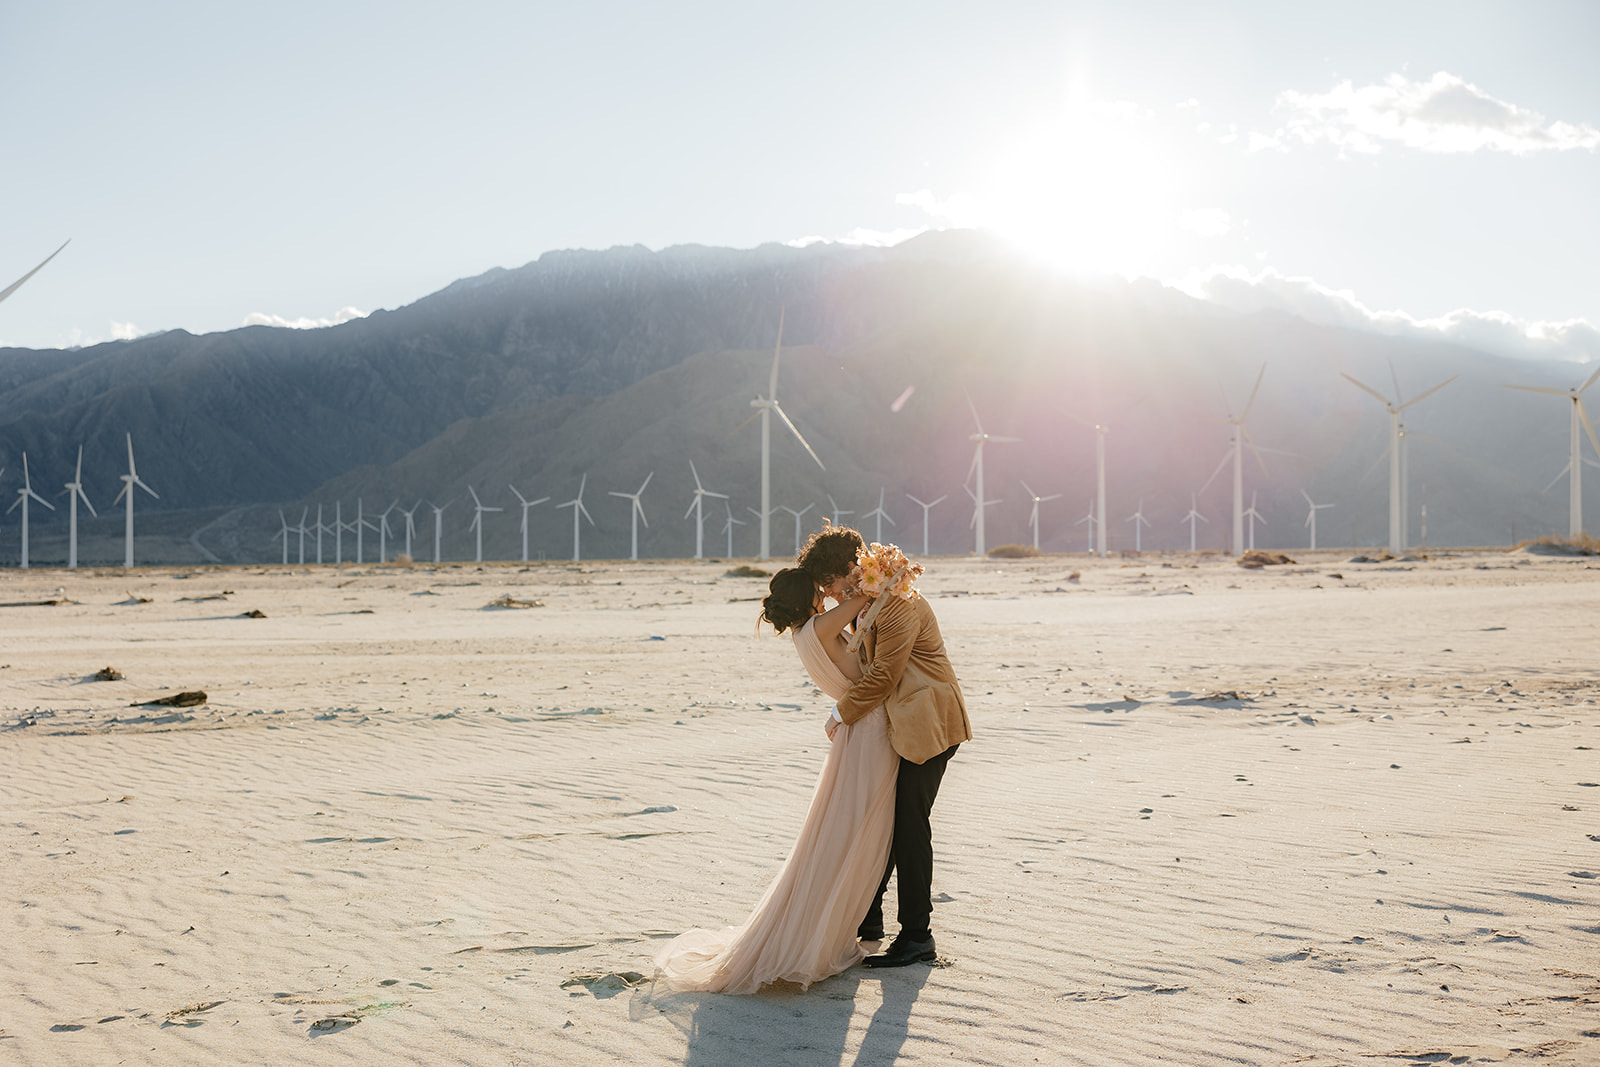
[{"xmin": 863, "ymin": 742, "xmax": 959, "ymax": 941}]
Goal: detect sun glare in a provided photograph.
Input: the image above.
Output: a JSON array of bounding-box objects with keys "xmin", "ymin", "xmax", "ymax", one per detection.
[{"xmin": 919, "ymin": 105, "xmax": 1184, "ymax": 279}]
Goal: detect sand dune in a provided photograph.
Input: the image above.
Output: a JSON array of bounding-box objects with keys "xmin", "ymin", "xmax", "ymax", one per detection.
[{"xmin": 2, "ymin": 551, "xmax": 1598, "ymax": 1064}]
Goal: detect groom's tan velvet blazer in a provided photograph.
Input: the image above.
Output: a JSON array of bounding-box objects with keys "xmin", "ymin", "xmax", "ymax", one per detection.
[{"xmin": 836, "ymin": 594, "xmax": 971, "ymax": 764}]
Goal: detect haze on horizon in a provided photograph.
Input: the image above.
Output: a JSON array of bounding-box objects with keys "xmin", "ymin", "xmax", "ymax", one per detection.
[{"xmin": 2, "ymin": 0, "xmax": 1597, "ymax": 365}]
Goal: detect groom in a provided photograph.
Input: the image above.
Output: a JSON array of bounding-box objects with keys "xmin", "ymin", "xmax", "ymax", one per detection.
[{"xmin": 799, "ymin": 526, "xmax": 972, "ymax": 968}]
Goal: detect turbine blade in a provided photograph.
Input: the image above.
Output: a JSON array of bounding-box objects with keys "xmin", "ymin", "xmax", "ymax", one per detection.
[
  {"xmin": 1578, "ymin": 399, "xmax": 1600, "ymax": 460},
  {"xmin": 965, "ymin": 390, "xmax": 984, "ymax": 434},
  {"xmin": 637, "ymin": 499, "xmax": 649, "ymax": 527},
  {"xmin": 1342, "ymin": 373, "xmax": 1392, "ymax": 407},
  {"xmin": 1502, "ymin": 384, "xmax": 1571, "ymax": 397},
  {"xmin": 1580, "ymin": 365, "xmax": 1600, "ymax": 394},
  {"xmin": 136, "ymin": 478, "xmax": 159, "ymax": 499},
  {"xmin": 705, "ymin": 490, "xmax": 727, "ymax": 499},
  {"xmin": 769, "ymin": 308, "xmax": 785, "ymax": 401},
  {"xmin": 1387, "ymin": 358, "xmax": 1402, "ymax": 402},
  {"xmin": 989, "ymin": 435, "xmax": 1022, "ymax": 443},
  {"xmin": 1241, "ymin": 364, "xmax": 1267, "ymax": 419},
  {"xmin": 684, "ymin": 498, "xmax": 699, "ymax": 521},
  {"xmin": 730, "ymin": 408, "xmax": 762, "ymax": 436},
  {"xmin": 0, "ymin": 240, "xmax": 69, "ymax": 306},
  {"xmin": 1544, "ymin": 463, "xmax": 1571, "ymax": 493},
  {"xmin": 689, "ymin": 460, "xmax": 704, "ymax": 491},
  {"xmin": 1241, "ymin": 426, "xmax": 1269, "ymax": 476},
  {"xmin": 638, "ymin": 471, "xmax": 653, "ymax": 494},
  {"xmin": 772, "ymin": 403, "xmax": 825, "ymax": 469},
  {"xmin": 78, "ymin": 486, "xmax": 97, "ymax": 517},
  {"xmin": 1198, "ymin": 447, "xmax": 1232, "ymax": 494},
  {"xmin": 1397, "ymin": 375, "xmax": 1457, "ymax": 410}
]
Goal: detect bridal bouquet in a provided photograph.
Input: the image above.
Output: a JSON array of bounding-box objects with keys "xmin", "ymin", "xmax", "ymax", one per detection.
[{"xmin": 852, "ymin": 541, "xmax": 924, "ymax": 602}]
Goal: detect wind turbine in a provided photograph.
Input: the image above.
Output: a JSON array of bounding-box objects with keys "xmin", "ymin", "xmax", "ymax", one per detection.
[
  {"xmin": 965, "ymin": 485, "xmax": 1002, "ymax": 555},
  {"xmin": 333, "ymin": 501, "xmax": 348, "ymax": 564},
  {"xmin": 113, "ymin": 434, "xmax": 158, "ymax": 568},
  {"xmin": 1243, "ymin": 490, "xmax": 1266, "ymax": 551},
  {"xmin": 429, "ymin": 501, "xmax": 451, "ymax": 563},
  {"xmin": 375, "ymin": 500, "xmax": 398, "ymax": 563},
  {"xmin": 1020, "ymin": 480, "xmax": 1061, "ymax": 551},
  {"xmin": 682, "ymin": 462, "xmax": 726, "ymax": 560},
  {"xmin": 905, "ymin": 493, "xmax": 947, "ymax": 556},
  {"xmin": 1301, "ymin": 489, "xmax": 1335, "ymax": 550},
  {"xmin": 863, "ymin": 488, "xmax": 895, "ymax": 544},
  {"xmin": 8, "ymin": 454, "xmax": 54, "ymax": 568},
  {"xmin": 826, "ymin": 493, "xmax": 854, "ymax": 528},
  {"xmin": 1124, "ymin": 497, "xmax": 1151, "ymax": 552},
  {"xmin": 398, "ymin": 500, "xmax": 421, "ymax": 560},
  {"xmin": 272, "ymin": 509, "xmax": 291, "ymax": 565},
  {"xmin": 62, "ymin": 445, "xmax": 96, "ymax": 569},
  {"xmin": 722, "ymin": 500, "xmax": 745, "ymax": 558},
  {"xmin": 1200, "ymin": 365, "xmax": 1269, "ymax": 557},
  {"xmin": 355, "ymin": 499, "xmax": 378, "ymax": 564},
  {"xmin": 608, "ymin": 472, "xmax": 653, "ymax": 561},
  {"xmin": 557, "ymin": 474, "xmax": 594, "ymax": 562},
  {"xmin": 777, "ymin": 503, "xmax": 814, "ymax": 557},
  {"xmin": 294, "ymin": 507, "xmax": 309, "ymax": 564},
  {"xmin": 740, "ymin": 310, "xmax": 825, "ymax": 559},
  {"xmin": 1074, "ymin": 500, "xmax": 1096, "ymax": 554},
  {"xmin": 1502, "ymin": 366, "xmax": 1600, "ymax": 537},
  {"xmin": 1343, "ymin": 365, "xmax": 1456, "ymax": 553},
  {"xmin": 313, "ymin": 504, "xmax": 328, "ymax": 564},
  {"xmin": 0, "ymin": 240, "xmax": 70, "ymax": 307},
  {"xmin": 467, "ymin": 486, "xmax": 504, "ymax": 564},
  {"xmin": 965, "ymin": 395, "xmax": 1020, "ymax": 557},
  {"xmin": 1179, "ymin": 492, "xmax": 1208, "ymax": 552},
  {"xmin": 509, "ymin": 485, "xmax": 550, "ymax": 562}
]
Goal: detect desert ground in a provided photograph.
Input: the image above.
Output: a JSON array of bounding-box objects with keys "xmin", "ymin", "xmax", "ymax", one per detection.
[{"xmin": 2, "ymin": 548, "xmax": 1598, "ymax": 1066}]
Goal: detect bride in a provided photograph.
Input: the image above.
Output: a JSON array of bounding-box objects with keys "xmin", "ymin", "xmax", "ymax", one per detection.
[{"xmin": 653, "ymin": 567, "xmax": 899, "ymax": 994}]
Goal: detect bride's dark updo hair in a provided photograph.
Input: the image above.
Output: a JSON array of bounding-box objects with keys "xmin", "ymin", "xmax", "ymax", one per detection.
[{"xmin": 761, "ymin": 567, "xmax": 817, "ymax": 634}]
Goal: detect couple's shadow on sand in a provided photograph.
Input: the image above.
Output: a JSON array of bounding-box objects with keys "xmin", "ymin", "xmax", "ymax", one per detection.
[{"xmin": 631, "ymin": 965, "xmax": 930, "ymax": 1067}]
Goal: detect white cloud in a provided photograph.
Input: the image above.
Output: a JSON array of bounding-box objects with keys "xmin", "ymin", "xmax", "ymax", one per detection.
[
  {"xmin": 1277, "ymin": 71, "xmax": 1600, "ymax": 155},
  {"xmin": 110, "ymin": 320, "xmax": 140, "ymax": 340},
  {"xmin": 1180, "ymin": 208, "xmax": 1232, "ymax": 238},
  {"xmin": 242, "ymin": 306, "xmax": 368, "ymax": 329},
  {"xmin": 1178, "ymin": 264, "xmax": 1600, "ymax": 364},
  {"xmin": 1247, "ymin": 130, "xmax": 1286, "ymax": 153}
]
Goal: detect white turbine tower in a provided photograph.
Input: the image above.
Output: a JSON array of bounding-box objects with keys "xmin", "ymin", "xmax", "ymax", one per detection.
[
  {"xmin": 1125, "ymin": 497, "xmax": 1151, "ymax": 552},
  {"xmin": 722, "ymin": 501, "xmax": 745, "ymax": 558},
  {"xmin": 63, "ymin": 445, "xmax": 96, "ymax": 569},
  {"xmin": 429, "ymin": 501, "xmax": 451, "ymax": 563},
  {"xmin": 294, "ymin": 507, "xmax": 309, "ymax": 564},
  {"xmin": 558, "ymin": 474, "xmax": 594, "ymax": 562},
  {"xmin": 333, "ymin": 501, "xmax": 350, "ymax": 564},
  {"xmin": 1020, "ymin": 480, "xmax": 1061, "ymax": 551},
  {"xmin": 376, "ymin": 500, "xmax": 398, "ymax": 563},
  {"xmin": 272, "ymin": 509, "xmax": 291, "ymax": 565},
  {"xmin": 965, "ymin": 396, "xmax": 1020, "ymax": 557},
  {"xmin": 1074, "ymin": 501, "xmax": 1096, "ymax": 554},
  {"xmin": 1343, "ymin": 366, "xmax": 1456, "ymax": 553},
  {"xmin": 113, "ymin": 434, "xmax": 158, "ymax": 568},
  {"xmin": 863, "ymin": 489, "xmax": 895, "ymax": 544},
  {"xmin": 355, "ymin": 499, "xmax": 378, "ymax": 564},
  {"xmin": 741, "ymin": 310, "xmax": 825, "ymax": 560},
  {"xmin": 777, "ymin": 503, "xmax": 814, "ymax": 556},
  {"xmin": 827, "ymin": 493, "xmax": 854, "ymax": 528},
  {"xmin": 1301, "ymin": 489, "xmax": 1335, "ymax": 550},
  {"xmin": 509, "ymin": 485, "xmax": 550, "ymax": 563},
  {"xmin": 1502, "ymin": 366, "xmax": 1600, "ymax": 538},
  {"xmin": 0, "ymin": 240, "xmax": 70, "ymax": 307},
  {"xmin": 608, "ymin": 472, "xmax": 653, "ymax": 561},
  {"xmin": 312, "ymin": 504, "xmax": 329, "ymax": 564},
  {"xmin": 398, "ymin": 501, "xmax": 420, "ymax": 560},
  {"xmin": 467, "ymin": 486, "xmax": 503, "ymax": 564},
  {"xmin": 683, "ymin": 462, "xmax": 726, "ymax": 560},
  {"xmin": 1243, "ymin": 490, "xmax": 1266, "ymax": 551},
  {"xmin": 1200, "ymin": 365, "xmax": 1269, "ymax": 557},
  {"xmin": 905, "ymin": 493, "xmax": 947, "ymax": 557},
  {"xmin": 1180, "ymin": 493, "xmax": 1208, "ymax": 552},
  {"xmin": 8, "ymin": 454, "xmax": 54, "ymax": 568}
]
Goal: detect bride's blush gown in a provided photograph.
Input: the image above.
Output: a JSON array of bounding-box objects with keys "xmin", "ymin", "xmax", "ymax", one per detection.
[{"xmin": 653, "ymin": 615, "xmax": 899, "ymax": 994}]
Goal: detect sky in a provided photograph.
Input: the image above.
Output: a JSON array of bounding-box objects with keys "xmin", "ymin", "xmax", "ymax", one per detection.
[{"xmin": 2, "ymin": 0, "xmax": 1598, "ymax": 363}]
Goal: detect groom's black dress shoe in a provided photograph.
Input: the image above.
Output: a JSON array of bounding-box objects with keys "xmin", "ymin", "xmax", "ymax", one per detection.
[
  {"xmin": 862, "ymin": 933, "xmax": 936, "ymax": 968},
  {"xmin": 857, "ymin": 923, "xmax": 884, "ymax": 942}
]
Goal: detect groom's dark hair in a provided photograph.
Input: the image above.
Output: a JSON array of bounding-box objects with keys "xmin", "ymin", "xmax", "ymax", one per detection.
[{"xmin": 798, "ymin": 522, "xmax": 864, "ymax": 584}]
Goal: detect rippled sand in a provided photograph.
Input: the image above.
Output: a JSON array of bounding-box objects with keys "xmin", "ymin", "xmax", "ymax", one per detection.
[{"xmin": 3, "ymin": 550, "xmax": 1598, "ymax": 1065}]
